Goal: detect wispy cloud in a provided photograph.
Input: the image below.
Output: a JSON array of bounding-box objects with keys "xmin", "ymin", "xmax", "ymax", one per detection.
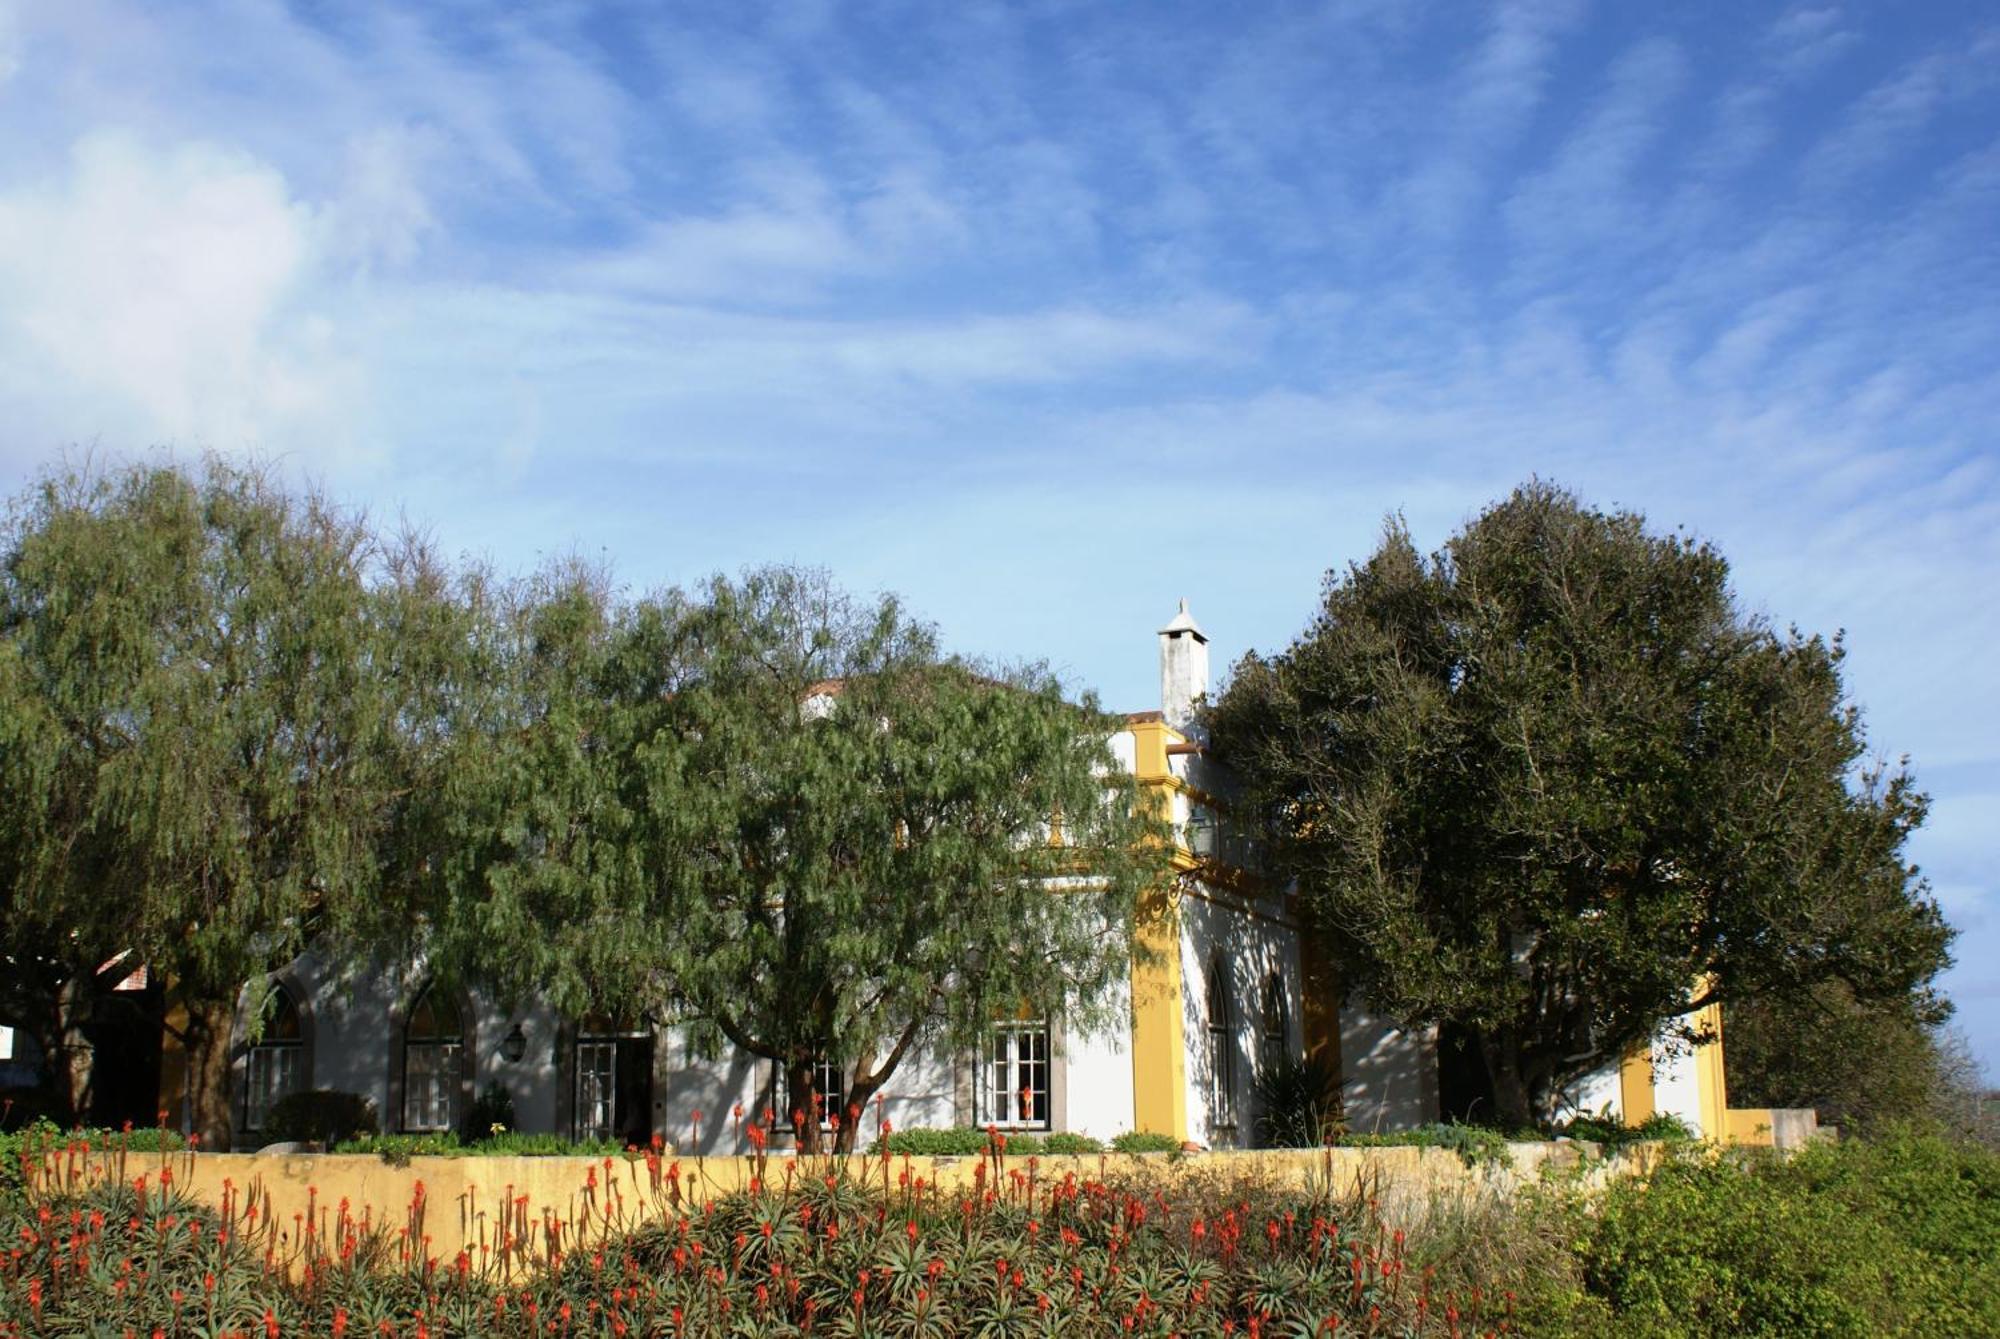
[{"xmin": 0, "ymin": 0, "xmax": 1996, "ymax": 1069}]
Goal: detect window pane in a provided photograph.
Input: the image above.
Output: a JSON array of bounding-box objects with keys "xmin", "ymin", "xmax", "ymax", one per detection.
[
  {"xmin": 577, "ymin": 1041, "xmax": 616, "ymax": 1141},
  {"xmin": 989, "ymin": 1023, "xmax": 1051, "ymax": 1129}
]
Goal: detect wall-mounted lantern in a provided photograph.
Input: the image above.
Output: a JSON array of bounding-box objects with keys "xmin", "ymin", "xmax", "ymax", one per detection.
[{"xmin": 501, "ymin": 1024, "xmax": 527, "ymax": 1064}]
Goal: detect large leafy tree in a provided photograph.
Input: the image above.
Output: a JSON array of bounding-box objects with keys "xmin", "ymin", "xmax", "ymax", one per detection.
[
  {"xmin": 1725, "ymin": 982, "xmax": 1965, "ymax": 1134},
  {"xmin": 1206, "ymin": 482, "xmax": 1953, "ymax": 1126},
  {"xmin": 0, "ymin": 459, "xmax": 468, "ymax": 1148},
  {"xmin": 442, "ymin": 566, "xmax": 1172, "ymax": 1152}
]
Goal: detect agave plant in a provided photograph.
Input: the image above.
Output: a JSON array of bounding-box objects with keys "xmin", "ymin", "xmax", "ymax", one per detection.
[{"xmin": 1251, "ymin": 1057, "xmax": 1349, "ymax": 1149}]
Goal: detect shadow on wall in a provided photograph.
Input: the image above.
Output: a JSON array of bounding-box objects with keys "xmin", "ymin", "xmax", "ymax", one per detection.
[
  {"xmin": 1180, "ymin": 905, "xmax": 1238, "ymax": 1149},
  {"xmin": 655, "ymin": 1048, "xmax": 768, "ymax": 1155},
  {"xmin": 1181, "ymin": 894, "xmax": 1306, "ymax": 1150},
  {"xmin": 1341, "ymin": 1003, "xmax": 1438, "ymax": 1135}
]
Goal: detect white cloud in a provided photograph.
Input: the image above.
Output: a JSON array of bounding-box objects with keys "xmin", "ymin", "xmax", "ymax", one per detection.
[
  {"xmin": 0, "ymin": 131, "xmax": 361, "ymax": 464},
  {"xmin": 323, "ymin": 125, "xmax": 441, "ymax": 271}
]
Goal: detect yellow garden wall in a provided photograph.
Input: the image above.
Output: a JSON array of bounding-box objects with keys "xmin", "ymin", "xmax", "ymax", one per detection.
[{"xmin": 36, "ymin": 1141, "xmax": 1667, "ymax": 1272}]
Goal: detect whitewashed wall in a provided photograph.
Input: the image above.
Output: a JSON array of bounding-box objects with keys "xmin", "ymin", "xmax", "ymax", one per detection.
[
  {"xmin": 1178, "ymin": 884, "xmax": 1304, "ymax": 1149},
  {"xmin": 1338, "ymin": 1007, "xmax": 1437, "ymax": 1133}
]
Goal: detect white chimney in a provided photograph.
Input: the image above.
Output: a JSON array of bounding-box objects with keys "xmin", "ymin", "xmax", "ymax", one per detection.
[{"xmin": 1158, "ymin": 598, "xmax": 1209, "ymax": 732}]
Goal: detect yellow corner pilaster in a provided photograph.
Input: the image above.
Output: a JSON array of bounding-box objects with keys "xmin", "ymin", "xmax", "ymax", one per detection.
[
  {"xmin": 1126, "ymin": 716, "xmax": 1188, "ymax": 1142},
  {"xmin": 1693, "ymin": 999, "xmax": 1729, "ymax": 1142},
  {"xmin": 1619, "ymin": 1046, "xmax": 1655, "ymax": 1127},
  {"xmin": 1129, "ymin": 881, "xmax": 1188, "ymax": 1142}
]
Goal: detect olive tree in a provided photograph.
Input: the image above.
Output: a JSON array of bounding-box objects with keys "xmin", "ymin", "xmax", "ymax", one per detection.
[{"xmin": 1207, "ymin": 482, "xmax": 1953, "ymax": 1126}]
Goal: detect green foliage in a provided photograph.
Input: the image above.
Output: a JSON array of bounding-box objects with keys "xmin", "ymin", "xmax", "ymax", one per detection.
[
  {"xmin": 1252, "ymin": 1056, "xmax": 1348, "ymax": 1148},
  {"xmin": 1581, "ymin": 1129, "xmax": 2000, "ymax": 1336},
  {"xmin": 1110, "ymin": 1129, "xmax": 1182, "ymax": 1154},
  {"xmin": 264, "ymin": 1089, "xmax": 379, "ymax": 1146},
  {"xmin": 334, "ymin": 1129, "xmax": 630, "ymax": 1163},
  {"xmin": 336, "ymin": 1131, "xmax": 463, "ymax": 1164},
  {"xmin": 1725, "ymin": 980, "xmax": 1969, "ymax": 1135},
  {"xmin": 1342, "ymin": 1122, "xmax": 1518, "ymax": 1167},
  {"xmin": 1206, "ymin": 481, "xmax": 1953, "ymax": 1126},
  {"xmin": 429, "ymin": 564, "xmax": 1175, "ymax": 1152},
  {"xmin": 1559, "ymin": 1111, "xmax": 1695, "ymax": 1150},
  {"xmin": 8, "ymin": 1126, "xmax": 1992, "ymax": 1336},
  {"xmin": 879, "ymin": 1127, "xmax": 1107, "ymax": 1156},
  {"xmin": 0, "ymin": 458, "xmax": 484, "ymax": 1147},
  {"xmin": 464, "ymin": 1080, "xmax": 516, "ymax": 1138}
]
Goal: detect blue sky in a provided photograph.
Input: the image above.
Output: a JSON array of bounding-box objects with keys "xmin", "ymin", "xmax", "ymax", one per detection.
[{"xmin": 1, "ymin": 1, "xmax": 1995, "ymax": 1077}]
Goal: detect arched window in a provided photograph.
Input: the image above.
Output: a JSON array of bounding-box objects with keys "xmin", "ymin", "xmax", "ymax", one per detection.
[
  {"xmin": 1260, "ymin": 971, "xmax": 1291, "ymax": 1072},
  {"xmin": 244, "ymin": 984, "xmax": 304, "ymax": 1133},
  {"xmin": 403, "ymin": 985, "xmax": 464, "ymax": 1133},
  {"xmin": 1205, "ymin": 954, "xmax": 1238, "ymax": 1130}
]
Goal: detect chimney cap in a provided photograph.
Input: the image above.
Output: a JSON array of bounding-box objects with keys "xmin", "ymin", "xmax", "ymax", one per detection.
[{"xmin": 1159, "ymin": 598, "xmax": 1207, "ymax": 642}]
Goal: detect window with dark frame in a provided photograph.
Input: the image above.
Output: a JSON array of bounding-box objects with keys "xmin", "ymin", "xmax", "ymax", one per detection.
[
  {"xmin": 1205, "ymin": 956, "xmax": 1237, "ymax": 1129},
  {"xmin": 244, "ymin": 985, "xmax": 304, "ymax": 1133},
  {"xmin": 1259, "ymin": 971, "xmax": 1290, "ymax": 1072},
  {"xmin": 402, "ymin": 984, "xmax": 463, "ymax": 1133}
]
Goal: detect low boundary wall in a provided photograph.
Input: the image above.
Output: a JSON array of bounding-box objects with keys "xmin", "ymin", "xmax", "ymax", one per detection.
[{"xmin": 30, "ymin": 1140, "xmax": 1674, "ymax": 1271}]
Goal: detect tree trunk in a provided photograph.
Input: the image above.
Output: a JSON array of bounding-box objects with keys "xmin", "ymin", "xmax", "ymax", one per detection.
[
  {"xmin": 785, "ymin": 1058, "xmax": 824, "ymax": 1156},
  {"xmin": 54, "ymin": 975, "xmax": 95, "ymax": 1124},
  {"xmin": 834, "ymin": 1075, "xmax": 886, "ymax": 1155},
  {"xmin": 1479, "ymin": 1025, "xmax": 1535, "ymax": 1130},
  {"xmin": 183, "ymin": 997, "xmax": 236, "ymax": 1151}
]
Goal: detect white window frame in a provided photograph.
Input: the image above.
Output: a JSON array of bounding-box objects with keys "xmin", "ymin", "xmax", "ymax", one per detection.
[
  {"xmin": 773, "ymin": 1057, "xmax": 846, "ymax": 1131},
  {"xmin": 984, "ymin": 1021, "xmax": 1052, "ymax": 1131}
]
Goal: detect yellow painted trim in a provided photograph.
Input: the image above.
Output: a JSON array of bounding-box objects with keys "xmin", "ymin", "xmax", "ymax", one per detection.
[
  {"xmin": 1725, "ymin": 1107, "xmax": 1775, "ymax": 1147},
  {"xmin": 1129, "ymin": 717, "xmax": 1173, "ymax": 784},
  {"xmin": 1619, "ymin": 1047, "xmax": 1654, "ymax": 1127},
  {"xmin": 1691, "ymin": 999, "xmax": 1729, "ymax": 1142},
  {"xmin": 1128, "ymin": 880, "xmax": 1188, "ymax": 1142},
  {"xmin": 1125, "ymin": 716, "xmax": 1188, "ymax": 1142}
]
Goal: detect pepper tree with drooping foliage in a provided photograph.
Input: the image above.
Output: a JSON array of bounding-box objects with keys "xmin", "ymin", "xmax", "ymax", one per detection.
[
  {"xmin": 433, "ymin": 565, "xmax": 1173, "ymax": 1153},
  {"xmin": 0, "ymin": 458, "xmax": 479, "ymax": 1148},
  {"xmin": 1204, "ymin": 481, "xmax": 1953, "ymax": 1128}
]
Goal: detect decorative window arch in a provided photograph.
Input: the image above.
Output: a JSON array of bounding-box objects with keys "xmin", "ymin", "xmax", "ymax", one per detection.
[
  {"xmin": 1205, "ymin": 953, "xmax": 1238, "ymax": 1130},
  {"xmin": 243, "ymin": 983, "xmax": 306, "ymax": 1134},
  {"xmin": 1260, "ymin": 971, "xmax": 1291, "ymax": 1072},
  {"xmin": 402, "ymin": 984, "xmax": 467, "ymax": 1133}
]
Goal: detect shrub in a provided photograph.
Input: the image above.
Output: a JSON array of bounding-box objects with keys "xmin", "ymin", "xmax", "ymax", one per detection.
[
  {"xmin": 1560, "ymin": 1111, "xmax": 1695, "ymax": 1149},
  {"xmin": 335, "ymin": 1131, "xmax": 464, "ymax": 1164},
  {"xmin": 879, "ymin": 1126, "xmax": 990, "ymax": 1156},
  {"xmin": 1252, "ymin": 1056, "xmax": 1347, "ymax": 1147},
  {"xmin": 878, "ymin": 1127, "xmax": 1107, "ymax": 1157},
  {"xmin": 464, "ymin": 1080, "xmax": 516, "ymax": 1138},
  {"xmin": 1581, "ymin": 1130, "xmax": 2000, "ymax": 1336},
  {"xmin": 263, "ymin": 1089, "xmax": 378, "ymax": 1146},
  {"xmin": 1342, "ymin": 1122, "xmax": 1516, "ymax": 1167},
  {"xmin": 1110, "ymin": 1129, "xmax": 1181, "ymax": 1154}
]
